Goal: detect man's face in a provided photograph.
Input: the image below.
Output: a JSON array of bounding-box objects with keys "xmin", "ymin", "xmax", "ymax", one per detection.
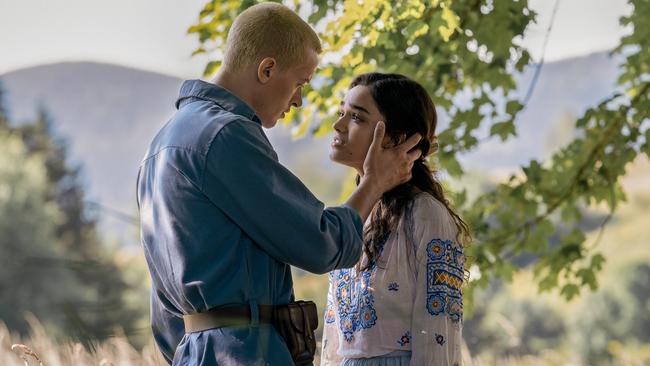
[{"xmin": 257, "ymin": 49, "xmax": 318, "ymax": 128}]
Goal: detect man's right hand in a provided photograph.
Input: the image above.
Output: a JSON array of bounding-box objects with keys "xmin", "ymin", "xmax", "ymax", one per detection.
[
  {"xmin": 362, "ymin": 121, "xmax": 422, "ymax": 194},
  {"xmin": 345, "ymin": 121, "xmax": 422, "ymax": 222}
]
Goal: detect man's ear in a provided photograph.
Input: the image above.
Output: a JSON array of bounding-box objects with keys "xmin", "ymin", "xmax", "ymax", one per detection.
[{"xmin": 257, "ymin": 57, "xmax": 277, "ymax": 84}]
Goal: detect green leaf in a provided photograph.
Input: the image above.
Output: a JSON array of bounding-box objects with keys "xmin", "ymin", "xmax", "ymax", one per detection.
[
  {"xmin": 538, "ymin": 271, "xmax": 558, "ymax": 292},
  {"xmin": 590, "ymin": 253, "xmax": 606, "ymax": 272},
  {"xmin": 404, "ymin": 21, "xmax": 429, "ymax": 44},
  {"xmin": 506, "ymin": 100, "xmax": 523, "ymax": 116},
  {"xmin": 440, "ymin": 153, "xmax": 463, "ymax": 178},
  {"xmin": 576, "ymin": 268, "xmax": 598, "ymax": 290},
  {"xmin": 522, "ymin": 159, "xmax": 542, "ymax": 184},
  {"xmin": 191, "ymin": 47, "xmax": 207, "ymax": 56},
  {"xmin": 203, "ymin": 61, "xmax": 221, "ymax": 77},
  {"xmin": 560, "ymin": 203, "xmax": 582, "ymax": 222},
  {"xmin": 560, "ymin": 284, "xmax": 580, "ymax": 300},
  {"xmin": 526, "ymin": 219, "xmax": 554, "ymax": 252},
  {"xmin": 489, "ymin": 121, "xmax": 516, "ymax": 141}
]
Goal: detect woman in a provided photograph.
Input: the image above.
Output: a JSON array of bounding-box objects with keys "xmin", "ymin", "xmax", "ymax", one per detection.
[{"xmin": 321, "ymin": 73, "xmax": 470, "ymax": 366}]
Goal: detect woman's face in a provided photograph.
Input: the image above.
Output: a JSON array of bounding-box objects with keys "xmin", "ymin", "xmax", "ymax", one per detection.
[{"xmin": 329, "ymin": 85, "xmax": 387, "ymax": 173}]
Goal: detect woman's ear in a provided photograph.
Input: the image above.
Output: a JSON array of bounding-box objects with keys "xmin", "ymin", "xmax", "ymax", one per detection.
[{"xmin": 257, "ymin": 57, "xmax": 277, "ymax": 84}]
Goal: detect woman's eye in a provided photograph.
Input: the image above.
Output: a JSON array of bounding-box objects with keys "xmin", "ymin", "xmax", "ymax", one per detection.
[
  {"xmin": 338, "ymin": 111, "xmax": 344, "ymax": 117},
  {"xmin": 351, "ymin": 113, "xmax": 361, "ymax": 121}
]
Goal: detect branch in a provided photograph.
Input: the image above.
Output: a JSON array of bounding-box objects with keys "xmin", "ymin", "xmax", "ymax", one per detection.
[{"xmin": 481, "ymin": 81, "xmax": 650, "ymax": 247}]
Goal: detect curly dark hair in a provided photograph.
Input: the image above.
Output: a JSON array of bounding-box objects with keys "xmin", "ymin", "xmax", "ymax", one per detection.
[{"xmin": 350, "ymin": 73, "xmax": 471, "ymax": 272}]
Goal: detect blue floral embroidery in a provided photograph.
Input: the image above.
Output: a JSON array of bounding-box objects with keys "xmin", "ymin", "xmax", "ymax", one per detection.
[
  {"xmin": 426, "ymin": 238, "xmax": 464, "ymax": 323},
  {"xmin": 435, "ymin": 333, "xmax": 446, "ymax": 346},
  {"xmin": 333, "ymin": 236, "xmax": 388, "ymax": 342},
  {"xmin": 325, "ymin": 297, "xmax": 335, "ymax": 324},
  {"xmin": 397, "ymin": 331, "xmax": 412, "ymax": 346},
  {"xmin": 334, "ymin": 268, "xmax": 377, "ymax": 342},
  {"xmin": 388, "ymin": 282, "xmax": 399, "ymax": 291},
  {"xmin": 427, "ymin": 294, "xmax": 446, "ymax": 316}
]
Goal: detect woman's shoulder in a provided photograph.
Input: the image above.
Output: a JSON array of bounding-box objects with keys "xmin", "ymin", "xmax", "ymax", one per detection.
[
  {"xmin": 411, "ymin": 192, "xmax": 449, "ymax": 217},
  {"xmin": 408, "ymin": 192, "xmax": 457, "ymax": 237}
]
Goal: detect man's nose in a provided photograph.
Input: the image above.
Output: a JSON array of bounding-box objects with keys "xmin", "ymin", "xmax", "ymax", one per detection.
[{"xmin": 291, "ymin": 90, "xmax": 302, "ymax": 108}]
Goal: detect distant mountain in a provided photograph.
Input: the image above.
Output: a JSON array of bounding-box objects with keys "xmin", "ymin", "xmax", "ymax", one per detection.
[
  {"xmin": 1, "ymin": 62, "xmax": 182, "ymax": 216},
  {"xmin": 0, "ymin": 62, "xmax": 345, "ymax": 243},
  {"xmin": 0, "ymin": 53, "xmax": 626, "ymax": 243}
]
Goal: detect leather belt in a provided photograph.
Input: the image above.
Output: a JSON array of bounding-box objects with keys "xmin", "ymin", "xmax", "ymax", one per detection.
[{"xmin": 183, "ymin": 305, "xmax": 275, "ymax": 333}]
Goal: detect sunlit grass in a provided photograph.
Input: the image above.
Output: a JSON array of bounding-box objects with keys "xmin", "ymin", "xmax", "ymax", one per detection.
[
  {"xmin": 0, "ymin": 315, "xmax": 166, "ymax": 366},
  {"xmin": 3, "ymin": 320, "xmax": 648, "ymax": 366}
]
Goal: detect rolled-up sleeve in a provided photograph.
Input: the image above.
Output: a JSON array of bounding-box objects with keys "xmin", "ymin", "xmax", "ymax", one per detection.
[{"xmin": 201, "ymin": 119, "xmax": 363, "ymax": 274}]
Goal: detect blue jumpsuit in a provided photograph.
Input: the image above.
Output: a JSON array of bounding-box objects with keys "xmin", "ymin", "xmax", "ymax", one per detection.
[{"xmin": 136, "ymin": 79, "xmax": 364, "ymax": 365}]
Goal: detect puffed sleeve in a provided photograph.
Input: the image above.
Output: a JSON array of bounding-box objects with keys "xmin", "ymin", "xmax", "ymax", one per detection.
[
  {"xmin": 320, "ymin": 272, "xmax": 343, "ymax": 365},
  {"xmin": 202, "ymin": 119, "xmax": 363, "ymax": 274},
  {"xmin": 410, "ymin": 195, "xmax": 464, "ymax": 365}
]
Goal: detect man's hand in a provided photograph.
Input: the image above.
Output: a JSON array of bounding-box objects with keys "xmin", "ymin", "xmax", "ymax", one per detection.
[
  {"xmin": 345, "ymin": 121, "xmax": 422, "ymax": 221},
  {"xmin": 362, "ymin": 121, "xmax": 422, "ymax": 193}
]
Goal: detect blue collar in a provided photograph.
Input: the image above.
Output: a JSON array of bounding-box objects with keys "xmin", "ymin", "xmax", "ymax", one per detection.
[{"xmin": 175, "ymin": 79, "xmax": 260, "ymax": 124}]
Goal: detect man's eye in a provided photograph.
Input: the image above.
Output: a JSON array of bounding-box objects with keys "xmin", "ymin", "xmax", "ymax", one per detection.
[
  {"xmin": 338, "ymin": 111, "xmax": 344, "ymax": 117},
  {"xmin": 351, "ymin": 113, "xmax": 360, "ymax": 121}
]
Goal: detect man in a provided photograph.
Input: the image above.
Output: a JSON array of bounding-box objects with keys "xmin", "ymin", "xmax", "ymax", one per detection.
[{"xmin": 137, "ymin": 3, "xmax": 421, "ymax": 365}]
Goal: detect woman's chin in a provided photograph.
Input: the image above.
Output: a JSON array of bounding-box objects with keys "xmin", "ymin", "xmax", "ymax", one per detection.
[
  {"xmin": 329, "ymin": 153, "xmax": 356, "ymax": 170},
  {"xmin": 328, "ymin": 151, "xmax": 341, "ymax": 164}
]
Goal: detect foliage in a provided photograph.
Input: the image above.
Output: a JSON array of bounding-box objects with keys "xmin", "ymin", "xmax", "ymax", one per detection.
[
  {"xmin": 574, "ymin": 262, "xmax": 650, "ymax": 365},
  {"xmin": 0, "ymin": 81, "xmax": 8, "ymax": 129},
  {"xmin": 0, "ymin": 103, "xmax": 144, "ymax": 344},
  {"xmin": 189, "ymin": 0, "xmax": 650, "ymax": 304},
  {"xmin": 432, "ymin": 275, "xmax": 569, "ymax": 358},
  {"xmin": 0, "ymin": 129, "xmax": 72, "ymax": 336}
]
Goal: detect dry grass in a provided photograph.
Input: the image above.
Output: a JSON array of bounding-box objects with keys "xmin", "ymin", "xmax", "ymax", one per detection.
[
  {"xmin": 0, "ymin": 315, "xmax": 166, "ymax": 366},
  {"xmin": 2, "ymin": 318, "xmax": 648, "ymax": 366}
]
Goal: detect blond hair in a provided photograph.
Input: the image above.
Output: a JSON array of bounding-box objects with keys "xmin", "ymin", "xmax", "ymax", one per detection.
[{"xmin": 223, "ymin": 2, "xmax": 322, "ymax": 72}]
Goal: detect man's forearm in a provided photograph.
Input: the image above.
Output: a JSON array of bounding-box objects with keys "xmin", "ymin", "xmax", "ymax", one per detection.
[{"xmin": 344, "ymin": 180, "xmax": 383, "ymax": 223}]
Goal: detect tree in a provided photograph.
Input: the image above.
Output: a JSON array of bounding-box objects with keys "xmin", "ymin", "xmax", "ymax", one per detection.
[
  {"xmin": 188, "ymin": 0, "xmax": 650, "ymax": 306},
  {"xmin": 0, "ymin": 80, "xmax": 8, "ymax": 129},
  {"xmin": 0, "ymin": 100, "xmax": 143, "ymax": 344},
  {"xmin": 0, "ymin": 129, "xmax": 73, "ymax": 336}
]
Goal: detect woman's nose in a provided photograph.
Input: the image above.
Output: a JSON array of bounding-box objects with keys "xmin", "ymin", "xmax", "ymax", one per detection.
[{"xmin": 332, "ymin": 116, "xmax": 346, "ymax": 133}]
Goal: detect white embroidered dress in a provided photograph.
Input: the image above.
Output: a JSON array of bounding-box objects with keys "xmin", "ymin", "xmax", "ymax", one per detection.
[{"xmin": 321, "ymin": 193, "xmax": 464, "ymax": 366}]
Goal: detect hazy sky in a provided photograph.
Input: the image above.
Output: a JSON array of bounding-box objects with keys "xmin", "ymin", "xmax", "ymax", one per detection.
[{"xmin": 0, "ymin": 0, "xmax": 633, "ymax": 78}]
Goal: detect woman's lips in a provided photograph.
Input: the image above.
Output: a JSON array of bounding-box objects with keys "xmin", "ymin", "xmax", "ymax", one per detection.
[{"xmin": 331, "ymin": 136, "xmax": 345, "ymax": 147}]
